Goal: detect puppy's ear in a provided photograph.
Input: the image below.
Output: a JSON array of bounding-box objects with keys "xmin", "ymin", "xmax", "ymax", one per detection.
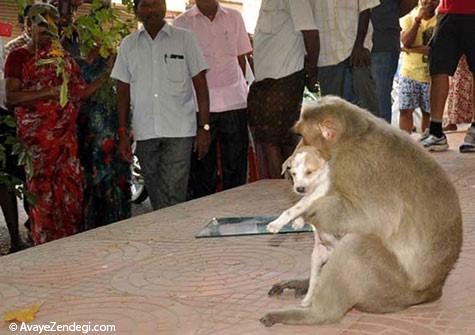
[
  {"xmin": 318, "ymin": 118, "xmax": 340, "ymax": 143},
  {"xmin": 281, "ymin": 155, "xmax": 292, "ymax": 176}
]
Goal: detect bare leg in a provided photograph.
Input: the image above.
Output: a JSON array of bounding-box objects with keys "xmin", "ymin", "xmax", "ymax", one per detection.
[
  {"xmin": 261, "ymin": 142, "xmax": 284, "ymax": 179},
  {"xmin": 429, "ymin": 74, "xmax": 450, "ymax": 126},
  {"xmin": 399, "ymin": 108, "xmax": 415, "ymax": 133},
  {"xmin": 421, "ymin": 112, "xmax": 430, "ymax": 133}
]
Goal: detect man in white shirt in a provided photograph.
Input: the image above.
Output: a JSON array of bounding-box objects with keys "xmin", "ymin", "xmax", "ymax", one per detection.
[
  {"xmin": 174, "ymin": 0, "xmax": 252, "ymax": 199},
  {"xmin": 314, "ymin": 0, "xmax": 380, "ymax": 115},
  {"xmin": 111, "ymin": 0, "xmax": 211, "ymax": 210},
  {"xmin": 248, "ymin": 0, "xmax": 319, "ymax": 179}
]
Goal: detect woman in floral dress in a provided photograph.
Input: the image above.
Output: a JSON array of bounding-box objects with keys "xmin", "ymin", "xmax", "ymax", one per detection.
[
  {"xmin": 4, "ymin": 4, "xmax": 106, "ymax": 245},
  {"xmin": 77, "ymin": 49, "xmax": 131, "ymax": 230}
]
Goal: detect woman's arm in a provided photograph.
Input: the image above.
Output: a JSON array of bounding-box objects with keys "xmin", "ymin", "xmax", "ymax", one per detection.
[{"xmin": 5, "ymin": 77, "xmax": 59, "ymax": 108}]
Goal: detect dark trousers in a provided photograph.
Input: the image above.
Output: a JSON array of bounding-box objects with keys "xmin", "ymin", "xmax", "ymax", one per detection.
[
  {"xmin": 319, "ymin": 57, "xmax": 379, "ymax": 117},
  {"xmin": 135, "ymin": 137, "xmax": 194, "ymax": 210},
  {"xmin": 188, "ymin": 109, "xmax": 249, "ymax": 200}
]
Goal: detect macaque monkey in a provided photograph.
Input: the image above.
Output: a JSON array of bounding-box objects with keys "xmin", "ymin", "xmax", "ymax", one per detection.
[{"xmin": 260, "ymin": 96, "xmax": 463, "ymax": 327}]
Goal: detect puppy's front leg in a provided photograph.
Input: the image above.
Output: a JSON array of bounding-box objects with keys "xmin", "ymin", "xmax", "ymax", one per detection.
[{"xmin": 267, "ymin": 198, "xmax": 311, "ymax": 233}]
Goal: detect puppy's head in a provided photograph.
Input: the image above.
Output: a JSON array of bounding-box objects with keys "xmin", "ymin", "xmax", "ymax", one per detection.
[{"xmin": 282, "ymin": 145, "xmax": 327, "ymax": 195}]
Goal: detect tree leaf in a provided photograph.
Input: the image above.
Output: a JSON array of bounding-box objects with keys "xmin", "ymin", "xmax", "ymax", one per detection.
[
  {"xmin": 3, "ymin": 304, "xmax": 41, "ymax": 323},
  {"xmin": 60, "ymin": 77, "xmax": 69, "ymax": 108}
]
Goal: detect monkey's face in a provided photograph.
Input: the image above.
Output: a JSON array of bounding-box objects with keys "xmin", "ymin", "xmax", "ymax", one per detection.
[{"xmin": 287, "ymin": 149, "xmax": 327, "ymax": 195}]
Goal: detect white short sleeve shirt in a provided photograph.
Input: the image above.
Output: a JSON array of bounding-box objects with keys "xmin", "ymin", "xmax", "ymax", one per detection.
[
  {"xmin": 313, "ymin": 0, "xmax": 380, "ymax": 67},
  {"xmin": 111, "ymin": 23, "xmax": 209, "ymax": 141},
  {"xmin": 253, "ymin": 0, "xmax": 318, "ymax": 81}
]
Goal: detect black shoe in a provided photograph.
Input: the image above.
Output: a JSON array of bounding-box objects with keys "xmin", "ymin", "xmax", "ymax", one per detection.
[{"xmin": 9, "ymin": 240, "xmax": 30, "ymax": 254}]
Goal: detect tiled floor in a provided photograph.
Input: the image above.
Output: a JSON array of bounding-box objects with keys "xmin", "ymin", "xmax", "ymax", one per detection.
[{"xmin": 0, "ymin": 132, "xmax": 474, "ymax": 334}]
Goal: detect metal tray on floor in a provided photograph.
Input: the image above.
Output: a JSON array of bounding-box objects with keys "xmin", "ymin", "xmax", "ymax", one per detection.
[{"xmin": 195, "ymin": 215, "xmax": 313, "ymax": 238}]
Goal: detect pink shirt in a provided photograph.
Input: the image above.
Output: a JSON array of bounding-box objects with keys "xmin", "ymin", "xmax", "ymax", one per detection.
[{"xmin": 174, "ymin": 5, "xmax": 252, "ymax": 113}]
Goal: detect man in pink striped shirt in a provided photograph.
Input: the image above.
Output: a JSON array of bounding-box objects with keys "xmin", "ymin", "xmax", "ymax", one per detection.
[{"xmin": 174, "ymin": 0, "xmax": 252, "ymax": 199}]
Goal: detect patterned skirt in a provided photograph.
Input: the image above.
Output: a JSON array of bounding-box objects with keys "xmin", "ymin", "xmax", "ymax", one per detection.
[
  {"xmin": 446, "ymin": 56, "xmax": 474, "ymax": 124},
  {"xmin": 248, "ymin": 70, "xmax": 305, "ymax": 146}
]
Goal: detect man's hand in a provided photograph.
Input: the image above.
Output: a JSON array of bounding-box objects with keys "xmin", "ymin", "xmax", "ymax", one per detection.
[
  {"xmin": 194, "ymin": 129, "xmax": 211, "ymax": 160},
  {"xmin": 350, "ymin": 46, "xmax": 371, "ymax": 68},
  {"xmin": 118, "ymin": 135, "xmax": 133, "ymax": 163}
]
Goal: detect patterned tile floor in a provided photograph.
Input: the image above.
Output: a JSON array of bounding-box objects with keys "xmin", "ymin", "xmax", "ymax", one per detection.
[{"xmin": 0, "ymin": 132, "xmax": 474, "ymax": 334}]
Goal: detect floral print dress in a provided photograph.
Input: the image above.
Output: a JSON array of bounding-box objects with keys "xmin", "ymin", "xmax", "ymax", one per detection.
[
  {"xmin": 77, "ymin": 57, "xmax": 131, "ymax": 230},
  {"xmin": 4, "ymin": 45, "xmax": 85, "ymax": 245}
]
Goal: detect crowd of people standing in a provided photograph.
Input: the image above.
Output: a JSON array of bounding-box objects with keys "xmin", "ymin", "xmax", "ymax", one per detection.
[{"xmin": 1, "ymin": 0, "xmax": 474, "ymax": 252}]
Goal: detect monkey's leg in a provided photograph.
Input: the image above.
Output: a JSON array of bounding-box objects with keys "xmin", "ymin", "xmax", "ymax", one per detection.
[{"xmin": 261, "ymin": 234, "xmax": 421, "ymax": 327}]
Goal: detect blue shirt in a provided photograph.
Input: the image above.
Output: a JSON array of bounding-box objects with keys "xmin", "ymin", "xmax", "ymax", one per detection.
[{"xmin": 111, "ymin": 23, "xmax": 208, "ymax": 140}]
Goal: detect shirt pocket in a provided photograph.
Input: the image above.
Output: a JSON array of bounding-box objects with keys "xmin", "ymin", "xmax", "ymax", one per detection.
[
  {"xmin": 258, "ymin": 0, "xmax": 288, "ymax": 34},
  {"xmin": 223, "ymin": 29, "xmax": 238, "ymax": 56},
  {"xmin": 166, "ymin": 55, "xmax": 187, "ymax": 83}
]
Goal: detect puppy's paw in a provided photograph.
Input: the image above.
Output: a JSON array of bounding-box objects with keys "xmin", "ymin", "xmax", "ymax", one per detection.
[
  {"xmin": 260, "ymin": 313, "xmax": 280, "ymax": 327},
  {"xmin": 267, "ymin": 220, "xmax": 285, "ymax": 233},
  {"xmin": 300, "ymin": 296, "xmax": 312, "ymax": 307},
  {"xmin": 292, "ymin": 217, "xmax": 305, "ymax": 230}
]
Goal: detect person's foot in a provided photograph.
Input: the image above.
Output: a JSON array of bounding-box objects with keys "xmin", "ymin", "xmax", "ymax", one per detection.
[
  {"xmin": 419, "ymin": 128, "xmax": 430, "ymax": 142},
  {"xmin": 443, "ymin": 123, "xmax": 458, "ymax": 132},
  {"xmin": 421, "ymin": 133, "xmax": 449, "ymax": 152},
  {"xmin": 9, "ymin": 239, "xmax": 30, "ymax": 254},
  {"xmin": 459, "ymin": 127, "xmax": 475, "ymax": 153}
]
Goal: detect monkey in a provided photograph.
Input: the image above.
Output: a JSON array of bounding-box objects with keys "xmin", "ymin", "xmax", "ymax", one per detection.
[{"xmin": 260, "ymin": 95, "xmax": 463, "ymax": 327}]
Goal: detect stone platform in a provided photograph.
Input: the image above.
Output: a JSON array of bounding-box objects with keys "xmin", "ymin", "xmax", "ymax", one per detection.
[{"xmin": 1, "ymin": 132, "xmax": 474, "ymax": 334}]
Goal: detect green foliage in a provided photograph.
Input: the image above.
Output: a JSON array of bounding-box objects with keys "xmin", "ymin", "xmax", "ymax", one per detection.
[{"xmin": 74, "ymin": 0, "xmax": 135, "ymax": 58}]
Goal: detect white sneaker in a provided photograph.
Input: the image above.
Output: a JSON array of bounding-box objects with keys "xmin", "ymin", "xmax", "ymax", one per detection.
[
  {"xmin": 421, "ymin": 134, "xmax": 449, "ymax": 152},
  {"xmin": 419, "ymin": 128, "xmax": 430, "ymax": 142},
  {"xmin": 459, "ymin": 127, "xmax": 475, "ymax": 153}
]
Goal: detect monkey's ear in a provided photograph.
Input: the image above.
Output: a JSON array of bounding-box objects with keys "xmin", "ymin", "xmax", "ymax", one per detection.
[{"xmin": 319, "ymin": 118, "xmax": 340, "ymax": 143}]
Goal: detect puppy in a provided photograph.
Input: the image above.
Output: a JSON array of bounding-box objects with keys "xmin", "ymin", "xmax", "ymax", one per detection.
[{"xmin": 266, "ymin": 145, "xmax": 339, "ymax": 307}]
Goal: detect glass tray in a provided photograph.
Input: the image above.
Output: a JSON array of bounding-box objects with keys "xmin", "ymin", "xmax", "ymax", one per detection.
[{"xmin": 195, "ymin": 216, "xmax": 313, "ymax": 238}]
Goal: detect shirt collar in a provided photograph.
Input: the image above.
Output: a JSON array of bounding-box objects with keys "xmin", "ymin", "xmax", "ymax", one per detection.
[
  {"xmin": 138, "ymin": 22, "xmax": 172, "ymax": 38},
  {"xmin": 189, "ymin": 4, "xmax": 228, "ymax": 17}
]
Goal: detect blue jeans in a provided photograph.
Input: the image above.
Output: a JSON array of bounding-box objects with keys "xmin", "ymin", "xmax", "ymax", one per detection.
[
  {"xmin": 371, "ymin": 51, "xmax": 400, "ymax": 123},
  {"xmin": 319, "ymin": 58, "xmax": 379, "ymax": 117},
  {"xmin": 135, "ymin": 137, "xmax": 194, "ymax": 210}
]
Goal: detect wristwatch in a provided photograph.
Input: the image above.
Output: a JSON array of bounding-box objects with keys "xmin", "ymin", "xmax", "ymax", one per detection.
[{"xmin": 199, "ymin": 123, "xmax": 210, "ymax": 131}]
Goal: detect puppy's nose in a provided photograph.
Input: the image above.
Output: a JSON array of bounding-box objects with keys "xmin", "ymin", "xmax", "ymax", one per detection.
[{"xmin": 296, "ymin": 186, "xmax": 306, "ymax": 193}]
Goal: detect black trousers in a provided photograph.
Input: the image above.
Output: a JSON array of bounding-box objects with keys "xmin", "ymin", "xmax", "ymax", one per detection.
[{"xmin": 188, "ymin": 109, "xmax": 249, "ymax": 200}]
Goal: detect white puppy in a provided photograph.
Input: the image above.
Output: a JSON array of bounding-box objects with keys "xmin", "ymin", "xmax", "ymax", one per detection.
[{"xmin": 267, "ymin": 145, "xmax": 339, "ymax": 307}]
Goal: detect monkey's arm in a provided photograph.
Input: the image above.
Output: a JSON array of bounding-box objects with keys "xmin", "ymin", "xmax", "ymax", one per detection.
[{"xmin": 306, "ymin": 194, "xmax": 364, "ymax": 235}]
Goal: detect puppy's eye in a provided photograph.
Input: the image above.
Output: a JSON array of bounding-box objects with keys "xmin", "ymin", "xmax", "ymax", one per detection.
[{"xmin": 305, "ymin": 170, "xmax": 312, "ymax": 176}]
